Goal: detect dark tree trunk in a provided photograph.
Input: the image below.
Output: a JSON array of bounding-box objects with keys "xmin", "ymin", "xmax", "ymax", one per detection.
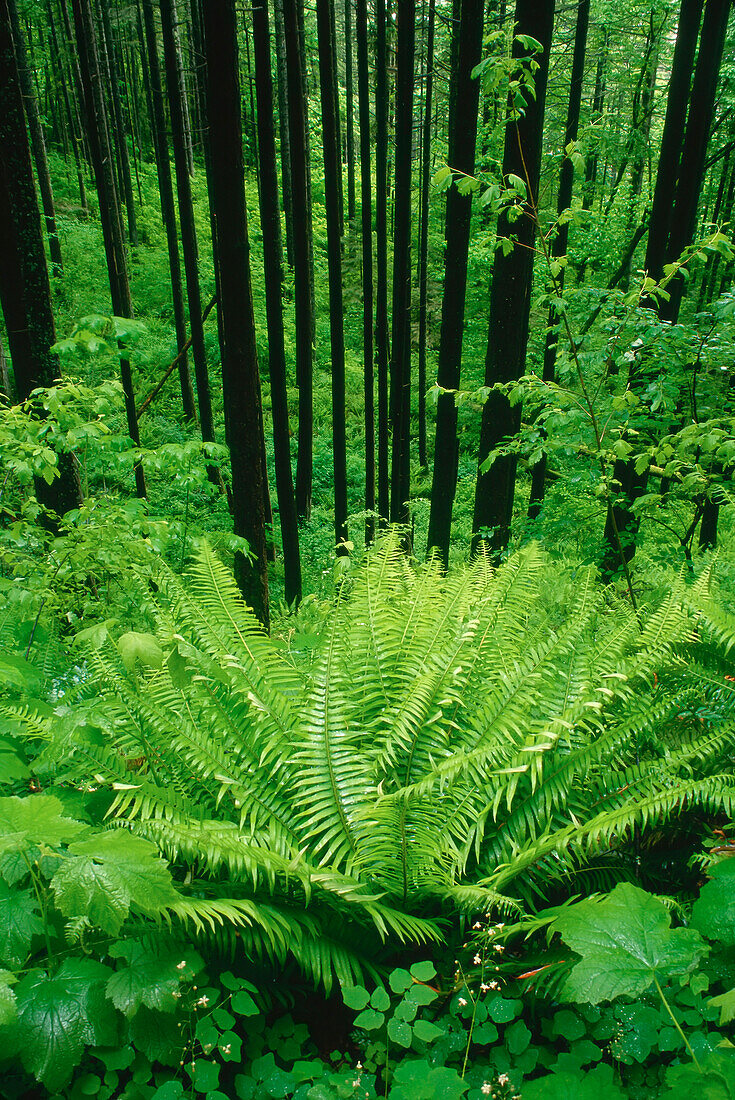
[
  {"xmin": 344, "ymin": 0, "xmax": 356, "ymax": 225},
  {"xmin": 356, "ymin": 0, "xmax": 374, "ymax": 542},
  {"xmin": 96, "ymin": 0, "xmax": 138, "ymax": 246},
  {"xmin": 471, "ymin": 0, "xmax": 554, "ymax": 556},
  {"xmin": 528, "ymin": 0, "xmax": 590, "ymax": 517},
  {"xmin": 317, "ymin": 0, "xmax": 349, "ymax": 552},
  {"xmin": 388, "ymin": 0, "xmax": 415, "ymax": 527},
  {"xmin": 8, "ymin": 0, "xmax": 64, "ymax": 277},
  {"xmin": 426, "ymin": 0, "xmax": 484, "ymax": 567},
  {"xmin": 202, "ymin": 0, "xmax": 270, "ymax": 627},
  {"xmin": 252, "ymin": 0, "xmax": 302, "ymax": 605},
  {"xmin": 601, "ymin": 0, "xmax": 703, "ymax": 580},
  {"xmin": 283, "ymin": 0, "xmax": 314, "ymax": 521},
  {"xmin": 643, "ymin": 0, "xmax": 702, "ymax": 285},
  {"xmin": 72, "ymin": 0, "xmax": 145, "ymax": 499},
  {"xmin": 159, "ymin": 0, "xmax": 217, "ymax": 453},
  {"xmin": 141, "ymin": 0, "xmax": 197, "ymax": 422},
  {"xmin": 374, "ymin": 0, "xmax": 390, "ymax": 523},
  {"xmin": 273, "ymin": 0, "xmax": 294, "ymax": 266},
  {"xmin": 45, "ymin": 0, "xmax": 87, "ymax": 210},
  {"xmin": 660, "ymin": 0, "xmax": 731, "ymax": 322},
  {"xmin": 416, "ymin": 0, "xmax": 435, "ymax": 471},
  {"xmin": 0, "ymin": 0, "xmax": 82, "ymax": 516}
]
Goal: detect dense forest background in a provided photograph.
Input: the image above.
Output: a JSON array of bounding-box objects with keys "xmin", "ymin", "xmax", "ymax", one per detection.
[
  {"xmin": 3, "ymin": 0, "xmax": 735, "ymax": 1097},
  {"xmin": 2, "ymin": 0, "xmax": 735, "ymax": 623}
]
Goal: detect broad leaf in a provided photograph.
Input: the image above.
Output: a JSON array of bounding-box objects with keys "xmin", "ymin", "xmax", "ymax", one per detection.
[
  {"xmin": 11, "ymin": 959, "xmax": 118, "ymax": 1090},
  {"xmin": 0, "ymin": 969, "xmax": 17, "ymax": 1026},
  {"xmin": 117, "ymin": 631, "xmax": 164, "ymax": 671},
  {"xmin": 692, "ymin": 861, "xmax": 735, "ymax": 946},
  {"xmin": 106, "ymin": 940, "xmax": 200, "ymax": 1016},
  {"xmin": 390, "ymin": 1060, "xmax": 467, "ymax": 1099},
  {"xmin": 0, "ymin": 882, "xmax": 43, "ymax": 968},
  {"xmin": 556, "ymin": 883, "xmax": 706, "ymax": 1003},
  {"xmin": 51, "ymin": 829, "xmax": 178, "ymax": 934},
  {"xmin": 523, "ymin": 1066, "xmax": 626, "ymax": 1099},
  {"xmin": 0, "ymin": 794, "xmax": 85, "ymax": 856}
]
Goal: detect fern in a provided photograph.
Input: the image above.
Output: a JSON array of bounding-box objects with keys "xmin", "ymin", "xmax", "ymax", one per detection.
[{"xmin": 31, "ymin": 534, "xmax": 735, "ymax": 989}]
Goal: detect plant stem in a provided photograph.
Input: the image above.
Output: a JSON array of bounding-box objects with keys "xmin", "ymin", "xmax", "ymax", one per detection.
[{"xmin": 653, "ymin": 973, "xmax": 702, "ymax": 1071}]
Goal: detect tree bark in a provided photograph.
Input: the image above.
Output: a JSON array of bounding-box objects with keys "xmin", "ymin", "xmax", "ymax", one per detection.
[
  {"xmin": 283, "ymin": 0, "xmax": 314, "ymax": 521},
  {"xmin": 528, "ymin": 0, "xmax": 590, "ymax": 517},
  {"xmin": 252, "ymin": 0, "xmax": 302, "ymax": 604},
  {"xmin": 273, "ymin": 0, "xmax": 294, "ymax": 266},
  {"xmin": 660, "ymin": 0, "xmax": 731, "ymax": 322},
  {"xmin": 344, "ymin": 0, "xmax": 356, "ymax": 225},
  {"xmin": 96, "ymin": 0, "xmax": 138, "ymax": 246},
  {"xmin": 317, "ymin": 0, "xmax": 349, "ymax": 552},
  {"xmin": 416, "ymin": 0, "xmax": 435, "ymax": 471},
  {"xmin": 426, "ymin": 0, "xmax": 484, "ymax": 567},
  {"xmin": 8, "ymin": 0, "xmax": 64, "ymax": 277},
  {"xmin": 374, "ymin": 0, "xmax": 390, "ymax": 522},
  {"xmin": 471, "ymin": 0, "xmax": 555, "ymax": 556},
  {"xmin": 141, "ymin": 0, "xmax": 197, "ymax": 422},
  {"xmin": 0, "ymin": 0, "xmax": 82, "ymax": 516},
  {"xmin": 356, "ymin": 0, "xmax": 375, "ymax": 542},
  {"xmin": 71, "ymin": 0, "xmax": 145, "ymax": 498},
  {"xmin": 202, "ymin": 0, "xmax": 270, "ymax": 627},
  {"xmin": 159, "ymin": 0, "xmax": 217, "ymax": 453},
  {"xmin": 388, "ymin": 0, "xmax": 415, "ymax": 527}
]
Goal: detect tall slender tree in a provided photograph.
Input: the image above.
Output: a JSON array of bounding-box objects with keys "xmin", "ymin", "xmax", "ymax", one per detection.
[
  {"xmin": 202, "ymin": 0, "xmax": 270, "ymax": 627},
  {"xmin": 374, "ymin": 0, "xmax": 390, "ymax": 522},
  {"xmin": 283, "ymin": 0, "xmax": 314, "ymax": 521},
  {"xmin": 273, "ymin": 0, "xmax": 294, "ymax": 266},
  {"xmin": 527, "ymin": 0, "xmax": 590, "ymax": 517},
  {"xmin": 316, "ymin": 0, "xmax": 349, "ymax": 552},
  {"xmin": 472, "ymin": 0, "xmax": 555, "ymax": 556},
  {"xmin": 416, "ymin": 0, "xmax": 435, "ymax": 470},
  {"xmin": 72, "ymin": 0, "xmax": 145, "ymax": 498},
  {"xmin": 344, "ymin": 0, "xmax": 356, "ymax": 225},
  {"xmin": 140, "ymin": 0, "xmax": 196, "ymax": 421},
  {"xmin": 356, "ymin": 0, "xmax": 375, "ymax": 542},
  {"xmin": 96, "ymin": 0, "xmax": 138, "ymax": 246},
  {"xmin": 8, "ymin": 0, "xmax": 64, "ymax": 277},
  {"xmin": 426, "ymin": 0, "xmax": 484, "ymax": 566},
  {"xmin": 252, "ymin": 0, "xmax": 302, "ymax": 604},
  {"xmin": 0, "ymin": 0, "xmax": 81, "ymax": 516},
  {"xmin": 158, "ymin": 0, "xmax": 217, "ymax": 451},
  {"xmin": 389, "ymin": 0, "xmax": 415, "ymax": 527}
]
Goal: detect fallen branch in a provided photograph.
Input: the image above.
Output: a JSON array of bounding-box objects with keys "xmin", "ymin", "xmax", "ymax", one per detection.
[{"xmin": 136, "ymin": 295, "xmax": 217, "ymax": 418}]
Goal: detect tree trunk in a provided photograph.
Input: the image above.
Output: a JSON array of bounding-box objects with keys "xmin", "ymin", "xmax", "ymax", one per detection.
[
  {"xmin": 643, "ymin": 0, "xmax": 701, "ymax": 285},
  {"xmin": 8, "ymin": 0, "xmax": 64, "ymax": 277},
  {"xmin": 471, "ymin": 0, "xmax": 554, "ymax": 556},
  {"xmin": 388, "ymin": 0, "xmax": 415, "ymax": 527},
  {"xmin": 317, "ymin": 0, "xmax": 349, "ymax": 552},
  {"xmin": 141, "ymin": 0, "xmax": 197, "ymax": 422},
  {"xmin": 96, "ymin": 0, "xmax": 138, "ymax": 246},
  {"xmin": 374, "ymin": 0, "xmax": 390, "ymax": 523},
  {"xmin": 202, "ymin": 0, "xmax": 270, "ymax": 627},
  {"xmin": 45, "ymin": 0, "xmax": 87, "ymax": 210},
  {"xmin": 0, "ymin": 0, "xmax": 82, "ymax": 516},
  {"xmin": 660, "ymin": 0, "xmax": 731, "ymax": 322},
  {"xmin": 528, "ymin": 0, "xmax": 590, "ymax": 517},
  {"xmin": 356, "ymin": 0, "xmax": 375, "ymax": 542},
  {"xmin": 72, "ymin": 0, "xmax": 145, "ymax": 498},
  {"xmin": 273, "ymin": 0, "xmax": 294, "ymax": 267},
  {"xmin": 252, "ymin": 0, "xmax": 302, "ymax": 604},
  {"xmin": 426, "ymin": 0, "xmax": 484, "ymax": 567},
  {"xmin": 283, "ymin": 0, "xmax": 314, "ymax": 521},
  {"xmin": 344, "ymin": 0, "xmax": 356, "ymax": 225},
  {"xmin": 415, "ymin": 0, "xmax": 435, "ymax": 471},
  {"xmin": 159, "ymin": 0, "xmax": 217, "ymax": 454}
]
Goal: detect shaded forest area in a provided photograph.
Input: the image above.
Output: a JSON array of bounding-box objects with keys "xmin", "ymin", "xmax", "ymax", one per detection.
[{"xmin": 3, "ymin": 0, "xmax": 735, "ymax": 1096}]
